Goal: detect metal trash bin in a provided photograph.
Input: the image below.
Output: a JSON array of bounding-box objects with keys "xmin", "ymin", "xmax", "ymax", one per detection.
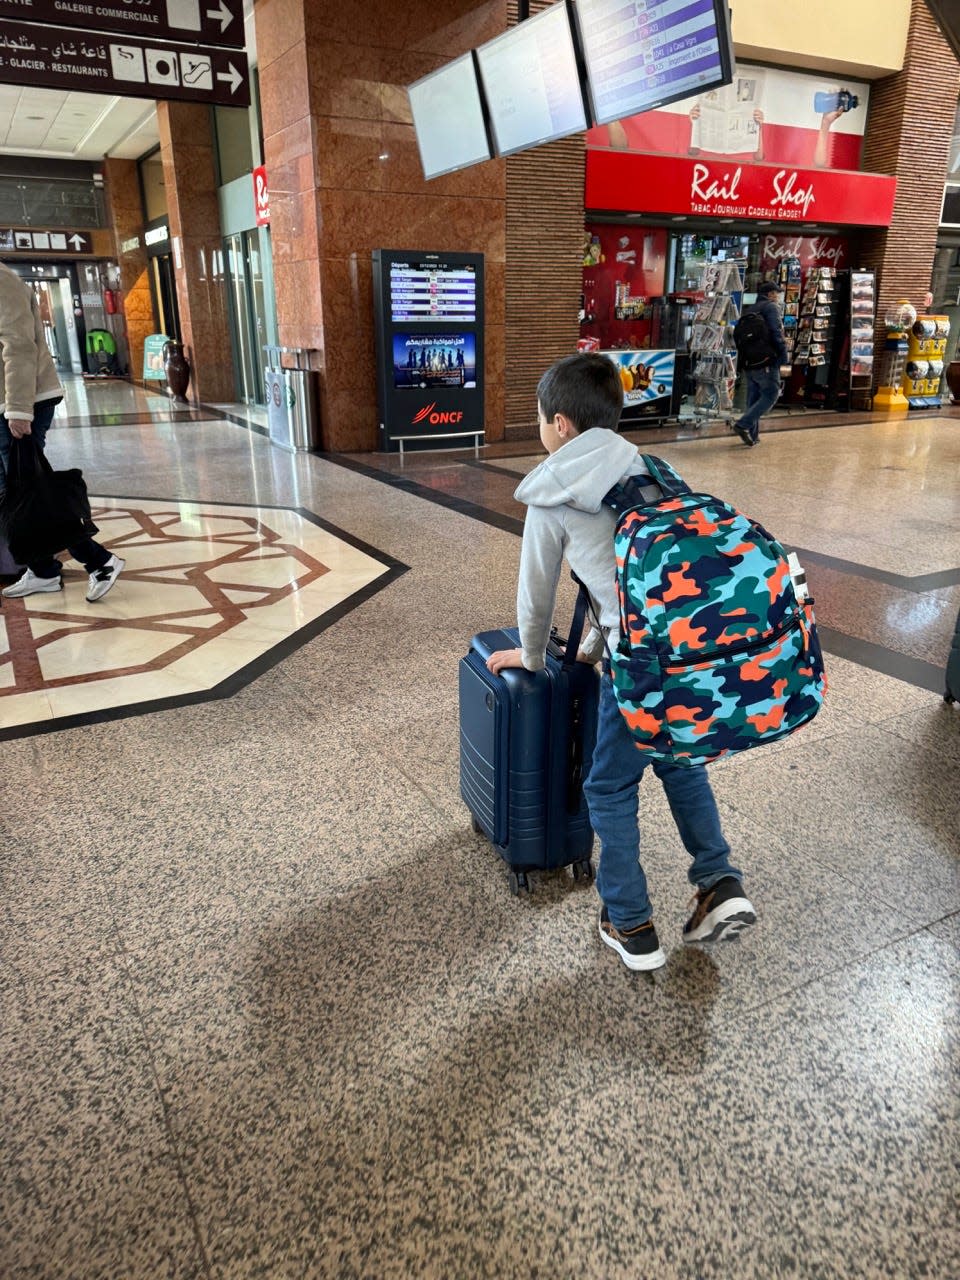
[{"xmin": 263, "ymin": 346, "xmax": 320, "ymax": 451}]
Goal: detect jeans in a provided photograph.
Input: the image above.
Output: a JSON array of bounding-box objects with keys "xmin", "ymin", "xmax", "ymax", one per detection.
[
  {"xmin": 738, "ymin": 365, "xmax": 782, "ymax": 435},
  {"xmin": 0, "ymin": 399, "xmax": 109, "ymax": 577},
  {"xmin": 583, "ymin": 674, "xmax": 740, "ymax": 930}
]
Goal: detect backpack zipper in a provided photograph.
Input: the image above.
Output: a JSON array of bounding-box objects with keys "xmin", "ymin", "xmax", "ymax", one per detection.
[{"xmin": 664, "ymin": 610, "xmax": 806, "ymax": 670}]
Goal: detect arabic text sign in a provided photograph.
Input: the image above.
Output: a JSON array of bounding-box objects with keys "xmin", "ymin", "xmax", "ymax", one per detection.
[
  {"xmin": 0, "ymin": 227, "xmax": 91, "ymax": 253},
  {"xmin": 0, "ymin": 19, "xmax": 249, "ymax": 106},
  {"xmin": 0, "ymin": 0, "xmax": 244, "ymax": 49}
]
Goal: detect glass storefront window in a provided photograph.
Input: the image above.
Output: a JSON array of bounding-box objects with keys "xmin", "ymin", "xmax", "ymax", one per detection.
[{"xmin": 214, "ymin": 107, "xmax": 255, "ymax": 185}]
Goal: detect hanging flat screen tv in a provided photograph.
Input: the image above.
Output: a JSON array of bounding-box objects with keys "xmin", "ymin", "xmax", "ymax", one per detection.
[
  {"xmin": 575, "ymin": 0, "xmax": 735, "ymax": 126},
  {"xmin": 475, "ymin": 1, "xmax": 589, "ymax": 157},
  {"xmin": 408, "ymin": 53, "xmax": 493, "ymax": 180}
]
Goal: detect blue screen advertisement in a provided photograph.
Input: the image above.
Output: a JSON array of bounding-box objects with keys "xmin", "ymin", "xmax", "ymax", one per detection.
[
  {"xmin": 603, "ymin": 349, "xmax": 675, "ymax": 407},
  {"xmin": 393, "ymin": 333, "xmax": 477, "ymax": 389}
]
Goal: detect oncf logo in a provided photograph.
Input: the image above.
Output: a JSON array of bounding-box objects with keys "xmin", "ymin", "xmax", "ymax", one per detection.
[{"xmin": 411, "ymin": 402, "xmax": 464, "ymax": 426}]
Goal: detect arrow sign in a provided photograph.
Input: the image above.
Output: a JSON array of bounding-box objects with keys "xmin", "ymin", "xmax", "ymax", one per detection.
[
  {"xmin": 216, "ymin": 62, "xmax": 243, "ymax": 95},
  {"xmin": 0, "ymin": 0, "xmax": 245, "ymax": 49},
  {"xmin": 0, "ymin": 21, "xmax": 250, "ymax": 107},
  {"xmin": 68, "ymin": 233, "xmax": 87, "ymax": 250},
  {"xmin": 206, "ymin": 2, "xmax": 234, "ymax": 34}
]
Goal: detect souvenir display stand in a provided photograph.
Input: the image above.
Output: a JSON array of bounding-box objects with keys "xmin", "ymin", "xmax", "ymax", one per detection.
[
  {"xmin": 847, "ymin": 270, "xmax": 876, "ymax": 411},
  {"xmin": 794, "ymin": 266, "xmax": 841, "ymax": 407},
  {"xmin": 775, "ymin": 255, "xmax": 801, "ymax": 365},
  {"xmin": 689, "ymin": 260, "xmax": 744, "ymax": 423}
]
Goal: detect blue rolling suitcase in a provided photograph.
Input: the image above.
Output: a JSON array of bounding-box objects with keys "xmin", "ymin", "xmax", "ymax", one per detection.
[
  {"xmin": 946, "ymin": 606, "xmax": 960, "ymax": 705},
  {"xmin": 459, "ymin": 593, "xmax": 599, "ymax": 894}
]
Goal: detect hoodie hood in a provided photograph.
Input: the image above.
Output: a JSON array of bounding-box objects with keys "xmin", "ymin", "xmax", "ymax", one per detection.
[{"xmin": 514, "ymin": 428, "xmax": 644, "ymax": 513}]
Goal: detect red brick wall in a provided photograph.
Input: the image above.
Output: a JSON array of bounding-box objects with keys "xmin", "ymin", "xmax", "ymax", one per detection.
[{"xmin": 853, "ymin": 0, "xmax": 960, "ymax": 361}]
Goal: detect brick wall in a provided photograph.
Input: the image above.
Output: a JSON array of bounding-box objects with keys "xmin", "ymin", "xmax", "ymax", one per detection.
[
  {"xmin": 504, "ymin": 0, "xmax": 585, "ymax": 439},
  {"xmin": 854, "ymin": 0, "xmax": 960, "ymax": 361}
]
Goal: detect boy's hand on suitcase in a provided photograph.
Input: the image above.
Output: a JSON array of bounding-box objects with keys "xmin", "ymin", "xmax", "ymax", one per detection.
[{"xmin": 486, "ymin": 647, "xmax": 524, "ymax": 675}]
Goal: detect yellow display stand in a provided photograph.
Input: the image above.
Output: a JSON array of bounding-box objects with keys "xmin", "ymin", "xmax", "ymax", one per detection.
[{"xmin": 874, "ymin": 301, "xmax": 914, "ymax": 415}]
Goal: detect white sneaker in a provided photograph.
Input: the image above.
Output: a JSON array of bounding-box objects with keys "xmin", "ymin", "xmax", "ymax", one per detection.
[
  {"xmin": 85, "ymin": 555, "xmax": 125, "ymax": 603},
  {"xmin": 2, "ymin": 568, "xmax": 63, "ymax": 598}
]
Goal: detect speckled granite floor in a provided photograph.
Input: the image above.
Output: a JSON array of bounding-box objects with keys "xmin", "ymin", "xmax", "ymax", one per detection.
[{"xmin": 1, "ymin": 386, "xmax": 958, "ymax": 1279}]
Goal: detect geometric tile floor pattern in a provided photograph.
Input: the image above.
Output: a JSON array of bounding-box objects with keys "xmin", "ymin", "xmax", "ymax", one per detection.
[{"xmin": 0, "ymin": 497, "xmax": 401, "ymax": 738}]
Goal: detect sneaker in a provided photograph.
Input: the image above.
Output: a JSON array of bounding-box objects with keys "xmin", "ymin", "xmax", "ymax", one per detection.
[
  {"xmin": 85, "ymin": 555, "xmax": 125, "ymax": 603},
  {"xmin": 734, "ymin": 422, "xmax": 756, "ymax": 447},
  {"xmin": 599, "ymin": 906, "xmax": 666, "ymax": 972},
  {"xmin": 1, "ymin": 568, "xmax": 63, "ymax": 598},
  {"xmin": 683, "ymin": 876, "xmax": 757, "ymax": 944}
]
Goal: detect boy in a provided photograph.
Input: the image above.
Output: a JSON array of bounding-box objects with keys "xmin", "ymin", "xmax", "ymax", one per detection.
[{"xmin": 486, "ymin": 354, "xmax": 755, "ymax": 972}]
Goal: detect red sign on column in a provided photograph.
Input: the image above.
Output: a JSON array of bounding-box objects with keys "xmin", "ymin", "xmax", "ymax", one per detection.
[{"xmin": 253, "ymin": 166, "xmax": 270, "ymax": 226}]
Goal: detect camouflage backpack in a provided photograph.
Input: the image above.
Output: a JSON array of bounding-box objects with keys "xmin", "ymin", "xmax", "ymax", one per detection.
[{"xmin": 603, "ymin": 455, "xmax": 825, "ymax": 766}]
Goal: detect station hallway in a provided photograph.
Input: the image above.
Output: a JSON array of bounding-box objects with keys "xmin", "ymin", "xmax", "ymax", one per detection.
[{"xmin": 2, "ymin": 382, "xmax": 959, "ymax": 1279}]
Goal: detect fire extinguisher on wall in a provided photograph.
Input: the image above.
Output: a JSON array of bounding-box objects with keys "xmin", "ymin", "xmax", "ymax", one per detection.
[{"xmin": 103, "ymin": 288, "xmax": 120, "ymax": 315}]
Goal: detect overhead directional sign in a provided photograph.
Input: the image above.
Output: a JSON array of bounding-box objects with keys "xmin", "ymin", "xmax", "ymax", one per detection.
[
  {"xmin": 0, "ymin": 0, "xmax": 244, "ymax": 49},
  {"xmin": 0, "ymin": 227, "xmax": 92, "ymax": 254},
  {"xmin": 0, "ymin": 20, "xmax": 249, "ymax": 105}
]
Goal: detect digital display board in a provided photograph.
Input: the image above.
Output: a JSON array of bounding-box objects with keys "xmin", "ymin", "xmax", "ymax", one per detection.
[
  {"xmin": 373, "ymin": 249, "xmax": 485, "ymax": 452},
  {"xmin": 476, "ymin": 2, "xmax": 588, "ymax": 157},
  {"xmin": 390, "ymin": 263, "xmax": 477, "ymax": 323},
  {"xmin": 576, "ymin": 0, "xmax": 734, "ymax": 126},
  {"xmin": 408, "ymin": 54, "xmax": 493, "ymax": 180},
  {"xmin": 392, "ymin": 333, "xmax": 477, "ymax": 389}
]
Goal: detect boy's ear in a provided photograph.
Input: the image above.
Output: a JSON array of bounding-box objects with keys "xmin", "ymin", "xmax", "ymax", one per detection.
[{"xmin": 555, "ymin": 412, "xmax": 578, "ymax": 437}]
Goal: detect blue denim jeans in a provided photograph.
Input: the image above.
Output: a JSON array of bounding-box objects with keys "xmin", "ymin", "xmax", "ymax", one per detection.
[
  {"xmin": 583, "ymin": 674, "xmax": 740, "ymax": 930},
  {"xmin": 738, "ymin": 365, "xmax": 782, "ymax": 434},
  {"xmin": 0, "ymin": 399, "xmax": 109, "ymax": 577}
]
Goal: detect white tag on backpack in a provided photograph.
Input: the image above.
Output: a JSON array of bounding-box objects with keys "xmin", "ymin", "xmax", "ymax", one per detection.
[{"xmin": 787, "ymin": 552, "xmax": 808, "ymax": 602}]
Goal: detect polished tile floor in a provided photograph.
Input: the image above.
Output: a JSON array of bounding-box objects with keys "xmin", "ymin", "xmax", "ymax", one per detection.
[{"xmin": 1, "ymin": 378, "xmax": 958, "ymax": 1279}]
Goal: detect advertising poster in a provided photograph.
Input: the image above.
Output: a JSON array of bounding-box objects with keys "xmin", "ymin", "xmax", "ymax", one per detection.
[
  {"xmin": 588, "ymin": 61, "xmax": 871, "ymax": 173},
  {"xmin": 142, "ymin": 333, "xmax": 169, "ymax": 380},
  {"xmin": 602, "ymin": 349, "xmax": 675, "ymax": 412},
  {"xmin": 392, "ymin": 333, "xmax": 476, "ymax": 389}
]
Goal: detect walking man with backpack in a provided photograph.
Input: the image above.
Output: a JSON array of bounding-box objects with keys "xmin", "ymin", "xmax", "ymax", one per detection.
[{"xmin": 732, "ymin": 280, "xmax": 789, "ymax": 447}]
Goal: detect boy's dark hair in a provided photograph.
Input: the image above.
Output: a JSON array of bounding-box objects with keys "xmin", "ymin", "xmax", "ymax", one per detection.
[
  {"xmin": 757, "ymin": 281, "xmax": 780, "ymax": 297},
  {"xmin": 537, "ymin": 353, "xmax": 623, "ymax": 433}
]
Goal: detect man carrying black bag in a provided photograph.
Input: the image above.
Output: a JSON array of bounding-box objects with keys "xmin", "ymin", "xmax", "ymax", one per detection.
[{"xmin": 0, "ymin": 261, "xmax": 123, "ymax": 603}]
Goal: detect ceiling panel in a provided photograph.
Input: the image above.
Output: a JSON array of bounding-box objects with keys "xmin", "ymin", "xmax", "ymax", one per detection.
[{"xmin": 0, "ymin": 86, "xmax": 158, "ymax": 160}]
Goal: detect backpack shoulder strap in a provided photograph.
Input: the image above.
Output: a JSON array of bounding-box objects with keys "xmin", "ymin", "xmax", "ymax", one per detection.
[
  {"xmin": 602, "ymin": 453, "xmax": 691, "ymax": 516},
  {"xmin": 639, "ymin": 454, "xmax": 691, "ymax": 498}
]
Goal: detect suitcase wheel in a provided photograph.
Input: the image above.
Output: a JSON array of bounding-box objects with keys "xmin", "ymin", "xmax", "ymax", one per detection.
[
  {"xmin": 470, "ymin": 814, "xmax": 484, "ymax": 835},
  {"xmin": 945, "ymin": 691, "xmax": 956, "ymax": 705},
  {"xmin": 508, "ymin": 870, "xmax": 531, "ymax": 896},
  {"xmin": 571, "ymin": 858, "xmax": 594, "ymax": 883}
]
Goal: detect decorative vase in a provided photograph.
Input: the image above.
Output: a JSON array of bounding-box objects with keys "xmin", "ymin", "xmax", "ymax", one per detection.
[
  {"xmin": 945, "ymin": 360, "xmax": 960, "ymax": 404},
  {"xmin": 163, "ymin": 340, "xmax": 191, "ymax": 400}
]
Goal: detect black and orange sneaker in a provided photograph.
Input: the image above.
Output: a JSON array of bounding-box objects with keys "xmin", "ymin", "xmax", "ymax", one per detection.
[
  {"xmin": 599, "ymin": 906, "xmax": 666, "ymax": 972},
  {"xmin": 683, "ymin": 876, "xmax": 756, "ymax": 944}
]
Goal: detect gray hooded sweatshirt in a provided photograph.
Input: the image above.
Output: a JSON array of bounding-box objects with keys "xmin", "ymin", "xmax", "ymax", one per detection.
[{"xmin": 513, "ymin": 427, "xmax": 663, "ymax": 671}]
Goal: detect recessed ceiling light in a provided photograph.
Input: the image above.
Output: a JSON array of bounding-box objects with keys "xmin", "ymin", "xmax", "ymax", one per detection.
[{"xmin": 25, "ymin": 114, "xmax": 46, "ymax": 120}]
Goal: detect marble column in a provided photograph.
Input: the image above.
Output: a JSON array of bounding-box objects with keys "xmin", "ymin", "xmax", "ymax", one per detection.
[
  {"xmin": 256, "ymin": 0, "xmax": 508, "ymax": 451},
  {"xmin": 102, "ymin": 158, "xmax": 154, "ymax": 384},
  {"xmin": 156, "ymin": 102, "xmax": 235, "ymax": 404}
]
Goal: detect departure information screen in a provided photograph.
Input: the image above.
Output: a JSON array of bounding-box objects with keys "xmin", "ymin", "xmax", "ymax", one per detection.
[
  {"xmin": 577, "ymin": 0, "xmax": 731, "ymax": 125},
  {"xmin": 390, "ymin": 263, "xmax": 477, "ymax": 323}
]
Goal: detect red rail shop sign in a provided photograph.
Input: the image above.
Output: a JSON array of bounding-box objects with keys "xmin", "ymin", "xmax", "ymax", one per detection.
[
  {"xmin": 0, "ymin": 0, "xmax": 244, "ymax": 48},
  {"xmin": 586, "ymin": 151, "xmax": 897, "ymax": 228},
  {"xmin": 0, "ymin": 20, "xmax": 249, "ymax": 106}
]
